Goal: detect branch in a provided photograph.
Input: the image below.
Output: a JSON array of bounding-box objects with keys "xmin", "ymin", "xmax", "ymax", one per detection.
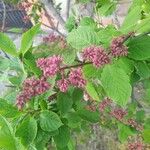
[
  {"xmin": 40, "ymin": 0, "xmax": 66, "ymax": 28},
  {"xmin": 66, "ymin": 0, "xmax": 71, "ymax": 20},
  {"xmin": 42, "ymin": 22, "xmax": 66, "ymax": 37},
  {"xmin": 113, "ymin": 12, "xmax": 120, "ymax": 28},
  {"xmin": 60, "ymin": 62, "xmax": 92, "ymax": 70}
]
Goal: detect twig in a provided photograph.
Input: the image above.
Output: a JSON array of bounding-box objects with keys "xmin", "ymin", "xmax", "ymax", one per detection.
[
  {"xmin": 5, "ymin": 85, "xmax": 17, "ymax": 88},
  {"xmin": 41, "ymin": 0, "xmax": 66, "ymax": 28},
  {"xmin": 122, "ymin": 32, "xmax": 135, "ymax": 43},
  {"xmin": 60, "ymin": 62, "xmax": 92, "ymax": 70},
  {"xmin": 113, "ymin": 12, "xmax": 120, "ymax": 28},
  {"xmin": 66, "ymin": 0, "xmax": 71, "ymax": 20},
  {"xmin": 42, "ymin": 22, "xmax": 66, "ymax": 37}
]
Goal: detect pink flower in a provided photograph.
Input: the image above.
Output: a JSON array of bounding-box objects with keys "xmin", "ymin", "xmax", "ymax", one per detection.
[
  {"xmin": 99, "ymin": 97, "xmax": 112, "ymax": 112},
  {"xmin": 111, "ymin": 36, "xmax": 128, "ymax": 57},
  {"xmin": 83, "ymin": 46, "xmax": 96, "ymax": 60},
  {"xmin": 43, "ymin": 33, "xmax": 60, "ymax": 43},
  {"xmin": 83, "ymin": 46, "xmax": 110, "ymax": 68},
  {"xmin": 16, "ymin": 77, "xmax": 50, "ymax": 109},
  {"xmin": 127, "ymin": 119, "xmax": 143, "ymax": 131},
  {"xmin": 68, "ymin": 68, "xmax": 86, "ymax": 88},
  {"xmin": 36, "ymin": 55, "xmax": 63, "ymax": 77},
  {"xmin": 128, "ymin": 141, "xmax": 144, "ymax": 150},
  {"xmin": 110, "ymin": 108, "xmax": 127, "ymax": 121},
  {"xmin": 57, "ymin": 78, "xmax": 69, "ymax": 92}
]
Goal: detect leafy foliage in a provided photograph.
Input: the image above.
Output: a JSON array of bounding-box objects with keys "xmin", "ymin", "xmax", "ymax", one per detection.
[
  {"xmin": 0, "ymin": 0, "xmax": 150, "ymax": 149},
  {"xmin": 101, "ymin": 65, "xmax": 132, "ymax": 107},
  {"xmin": 67, "ymin": 26, "xmax": 99, "ymax": 49},
  {"xmin": 128, "ymin": 35, "xmax": 150, "ymax": 60},
  {"xmin": 0, "ymin": 33, "xmax": 18, "ymax": 57},
  {"xmin": 20, "ymin": 24, "xmax": 41, "ymax": 56},
  {"xmin": 39, "ymin": 110, "xmax": 63, "ymax": 132},
  {"xmin": 16, "ymin": 116, "xmax": 37, "ymax": 147}
]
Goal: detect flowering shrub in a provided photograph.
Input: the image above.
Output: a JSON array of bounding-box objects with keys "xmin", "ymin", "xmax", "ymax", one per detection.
[{"xmin": 0, "ymin": 0, "xmax": 150, "ymax": 150}]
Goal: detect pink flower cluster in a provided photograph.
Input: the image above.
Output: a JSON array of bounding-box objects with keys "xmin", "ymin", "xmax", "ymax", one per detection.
[
  {"xmin": 111, "ymin": 36, "xmax": 128, "ymax": 57},
  {"xmin": 98, "ymin": 98, "xmax": 143, "ymax": 131},
  {"xmin": 16, "ymin": 77, "xmax": 50, "ymax": 109},
  {"xmin": 127, "ymin": 119, "xmax": 143, "ymax": 131},
  {"xmin": 110, "ymin": 108, "xmax": 127, "ymax": 121},
  {"xmin": 99, "ymin": 97, "xmax": 112, "ymax": 112},
  {"xmin": 57, "ymin": 68, "xmax": 86, "ymax": 92},
  {"xmin": 86, "ymin": 105, "xmax": 97, "ymax": 112},
  {"xmin": 57, "ymin": 78, "xmax": 69, "ymax": 92},
  {"xmin": 36, "ymin": 55, "xmax": 63, "ymax": 77},
  {"xmin": 43, "ymin": 33, "xmax": 60, "ymax": 43},
  {"xmin": 83, "ymin": 46, "xmax": 110, "ymax": 68},
  {"xmin": 128, "ymin": 141, "xmax": 144, "ymax": 150},
  {"xmin": 68, "ymin": 68, "xmax": 86, "ymax": 88}
]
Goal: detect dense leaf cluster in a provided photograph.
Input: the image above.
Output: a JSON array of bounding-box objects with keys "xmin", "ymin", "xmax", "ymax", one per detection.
[{"xmin": 0, "ymin": 0, "xmax": 150, "ymax": 149}]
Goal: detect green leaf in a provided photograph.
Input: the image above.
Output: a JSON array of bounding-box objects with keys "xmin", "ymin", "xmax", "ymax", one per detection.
[
  {"xmin": 28, "ymin": 144, "xmax": 37, "ymax": 150},
  {"xmin": 135, "ymin": 62, "xmax": 150, "ymax": 79},
  {"xmin": 77, "ymin": 109, "xmax": 100, "ymax": 123},
  {"xmin": 3, "ymin": 90, "xmax": 18, "ymax": 104},
  {"xmin": 57, "ymin": 92, "xmax": 73, "ymax": 114},
  {"xmin": 72, "ymin": 88, "xmax": 83, "ymax": 103},
  {"xmin": 144, "ymin": 118, "xmax": 150, "ymax": 129},
  {"xmin": 85, "ymin": 82, "xmax": 100, "ymax": 101},
  {"xmin": 120, "ymin": 6, "xmax": 142, "ymax": 33},
  {"xmin": 20, "ymin": 24, "xmax": 40, "ymax": 55},
  {"xmin": 65, "ymin": 112, "xmax": 81, "ymax": 128},
  {"xmin": 79, "ymin": 17, "xmax": 96, "ymax": 28},
  {"xmin": 142, "ymin": 129, "xmax": 150, "ymax": 143},
  {"xmin": 0, "ymin": 32, "xmax": 18, "ymax": 57},
  {"xmin": 118, "ymin": 124, "xmax": 134, "ymax": 142},
  {"xmin": 135, "ymin": 17, "xmax": 150, "ymax": 33},
  {"xmin": 9, "ymin": 76, "xmax": 23, "ymax": 86},
  {"xmin": 130, "ymin": 71, "xmax": 140, "ymax": 85},
  {"xmin": 54, "ymin": 125, "xmax": 70, "ymax": 148},
  {"xmin": 62, "ymin": 48, "xmax": 76, "ymax": 65},
  {"xmin": 24, "ymin": 51, "xmax": 42, "ymax": 76},
  {"xmin": 0, "ymin": 98, "xmax": 20, "ymax": 118},
  {"xmin": 67, "ymin": 26, "xmax": 99, "ymax": 49},
  {"xmin": 136, "ymin": 110, "xmax": 145, "ymax": 122},
  {"xmin": 34, "ymin": 128, "xmax": 51, "ymax": 150},
  {"xmin": 0, "ymin": 115, "xmax": 21, "ymax": 150},
  {"xmin": 0, "ymin": 57, "xmax": 10, "ymax": 70},
  {"xmin": 128, "ymin": 35, "xmax": 150, "ymax": 60},
  {"xmin": 97, "ymin": 25, "xmax": 121, "ymax": 48},
  {"xmin": 65, "ymin": 16, "xmax": 76, "ymax": 32},
  {"xmin": 16, "ymin": 116, "xmax": 37, "ymax": 147},
  {"xmin": 39, "ymin": 110, "xmax": 63, "ymax": 132},
  {"xmin": 101, "ymin": 65, "xmax": 132, "ymax": 107},
  {"xmin": 83, "ymin": 64, "xmax": 102, "ymax": 79},
  {"xmin": 113, "ymin": 58, "xmax": 134, "ymax": 75},
  {"xmin": 97, "ymin": 1, "xmax": 116, "ymax": 16}
]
